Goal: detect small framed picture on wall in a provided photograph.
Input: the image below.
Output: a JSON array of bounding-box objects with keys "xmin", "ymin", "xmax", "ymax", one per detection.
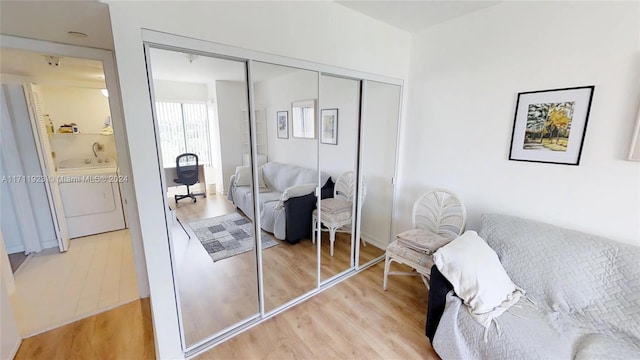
[
  {"xmin": 276, "ymin": 111, "xmax": 288, "ymax": 139},
  {"xmin": 320, "ymin": 108, "xmax": 338, "ymax": 145}
]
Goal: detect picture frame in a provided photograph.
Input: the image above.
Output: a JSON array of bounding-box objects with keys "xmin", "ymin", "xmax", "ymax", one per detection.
[
  {"xmin": 509, "ymin": 86, "xmax": 594, "ymax": 165},
  {"xmin": 276, "ymin": 110, "xmax": 288, "ymax": 139},
  {"xmin": 320, "ymin": 108, "xmax": 338, "ymax": 145}
]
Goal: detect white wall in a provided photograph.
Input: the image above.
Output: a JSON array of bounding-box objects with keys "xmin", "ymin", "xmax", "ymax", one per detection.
[
  {"xmin": 39, "ymin": 85, "xmax": 118, "ymax": 165},
  {"xmin": 319, "ymin": 75, "xmax": 360, "ymax": 181},
  {"xmin": 215, "ymin": 80, "xmax": 246, "ymax": 192},
  {"xmin": 398, "ymin": 2, "xmax": 640, "ymax": 246},
  {"xmin": 254, "ymin": 67, "xmax": 318, "ymax": 171},
  {"xmin": 153, "ymin": 79, "xmax": 208, "ymax": 102},
  {"xmin": 40, "ymin": 85, "xmax": 111, "ymax": 134},
  {"xmin": 106, "ymin": 1, "xmax": 410, "ymax": 357},
  {"xmin": 1, "ymin": 267, "xmax": 21, "ymax": 360}
]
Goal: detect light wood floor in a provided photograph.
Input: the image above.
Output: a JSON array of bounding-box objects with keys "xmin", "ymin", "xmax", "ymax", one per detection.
[
  {"xmin": 9, "ymin": 230, "xmax": 139, "ymax": 337},
  {"xmin": 200, "ymin": 262, "xmax": 439, "ymax": 359},
  {"xmin": 14, "ymin": 262, "xmax": 438, "ymax": 360},
  {"xmin": 15, "ymin": 298, "xmax": 155, "ymax": 359},
  {"xmin": 170, "ymin": 194, "xmax": 386, "ymax": 347}
]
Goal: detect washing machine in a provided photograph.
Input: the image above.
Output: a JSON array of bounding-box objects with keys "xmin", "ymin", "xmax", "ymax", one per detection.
[{"xmin": 57, "ymin": 157, "xmax": 125, "ymax": 239}]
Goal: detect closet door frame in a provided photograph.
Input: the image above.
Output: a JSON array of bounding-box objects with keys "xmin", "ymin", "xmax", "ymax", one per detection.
[{"xmin": 141, "ymin": 29, "xmax": 404, "ymax": 358}]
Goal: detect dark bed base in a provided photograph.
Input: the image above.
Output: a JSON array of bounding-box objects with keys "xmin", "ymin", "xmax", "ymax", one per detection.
[{"xmin": 426, "ymin": 265, "xmax": 454, "ymax": 342}]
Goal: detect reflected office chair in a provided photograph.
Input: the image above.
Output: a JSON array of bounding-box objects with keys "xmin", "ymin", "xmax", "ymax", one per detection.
[{"xmin": 174, "ymin": 153, "xmax": 202, "ymax": 204}]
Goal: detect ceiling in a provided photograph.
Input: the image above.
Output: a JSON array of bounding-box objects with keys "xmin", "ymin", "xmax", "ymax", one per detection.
[
  {"xmin": 0, "ymin": 47, "xmax": 106, "ymax": 87},
  {"xmin": 336, "ymin": 1, "xmax": 500, "ymax": 32},
  {"xmin": 149, "ymin": 48, "xmax": 295, "ymax": 84},
  {"xmin": 0, "ymin": 0, "xmax": 113, "ymax": 50}
]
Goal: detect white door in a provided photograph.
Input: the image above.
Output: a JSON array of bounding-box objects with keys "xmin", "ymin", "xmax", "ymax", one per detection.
[{"xmin": 23, "ymin": 83, "xmax": 70, "ymax": 251}]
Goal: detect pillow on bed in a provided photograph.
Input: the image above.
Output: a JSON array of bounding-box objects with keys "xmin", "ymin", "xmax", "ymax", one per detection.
[{"xmin": 433, "ymin": 231, "xmax": 524, "ymax": 328}]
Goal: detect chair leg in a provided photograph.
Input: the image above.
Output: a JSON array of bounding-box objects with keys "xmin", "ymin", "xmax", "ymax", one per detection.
[
  {"xmin": 329, "ymin": 227, "xmax": 336, "ymax": 257},
  {"xmin": 383, "ymin": 254, "xmax": 392, "ymax": 290},
  {"xmin": 311, "ymin": 217, "xmax": 316, "ymax": 244}
]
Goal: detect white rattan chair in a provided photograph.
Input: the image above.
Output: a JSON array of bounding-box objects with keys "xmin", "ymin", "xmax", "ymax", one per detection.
[
  {"xmin": 312, "ymin": 172, "xmax": 367, "ymax": 256},
  {"xmin": 383, "ymin": 188, "xmax": 466, "ymax": 290}
]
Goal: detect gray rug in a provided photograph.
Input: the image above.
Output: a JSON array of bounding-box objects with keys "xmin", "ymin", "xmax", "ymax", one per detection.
[{"xmin": 189, "ymin": 212, "xmax": 279, "ymax": 262}]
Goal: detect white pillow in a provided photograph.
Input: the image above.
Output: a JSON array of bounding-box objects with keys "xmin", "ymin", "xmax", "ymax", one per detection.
[
  {"xmin": 433, "ymin": 231, "xmax": 523, "ymax": 326},
  {"xmin": 234, "ymin": 166, "xmax": 251, "ymax": 186},
  {"xmin": 234, "ymin": 166, "xmax": 266, "ymax": 188}
]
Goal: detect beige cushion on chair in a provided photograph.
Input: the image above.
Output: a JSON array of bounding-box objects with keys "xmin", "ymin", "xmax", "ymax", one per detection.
[
  {"xmin": 321, "ymin": 198, "xmax": 352, "ymax": 213},
  {"xmin": 313, "ymin": 208, "xmax": 352, "ymax": 223},
  {"xmin": 395, "ymin": 228, "xmax": 452, "ymax": 255},
  {"xmin": 386, "ymin": 240, "xmax": 435, "ymax": 270}
]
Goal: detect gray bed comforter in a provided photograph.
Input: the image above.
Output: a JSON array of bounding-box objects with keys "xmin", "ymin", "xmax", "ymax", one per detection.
[{"xmin": 433, "ymin": 214, "xmax": 640, "ymax": 359}]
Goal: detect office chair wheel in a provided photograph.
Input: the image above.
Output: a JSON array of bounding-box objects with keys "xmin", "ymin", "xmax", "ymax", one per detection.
[{"xmin": 193, "ymin": 198, "xmax": 197, "ymax": 203}]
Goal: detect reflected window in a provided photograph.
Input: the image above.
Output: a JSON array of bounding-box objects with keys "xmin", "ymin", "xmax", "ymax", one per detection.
[
  {"xmin": 292, "ymin": 99, "xmax": 316, "ymax": 138},
  {"xmin": 155, "ymin": 101, "xmax": 211, "ymax": 167}
]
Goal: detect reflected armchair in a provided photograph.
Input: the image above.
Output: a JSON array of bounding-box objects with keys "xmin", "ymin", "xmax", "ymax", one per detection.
[{"xmin": 312, "ymin": 172, "xmax": 367, "ymax": 256}]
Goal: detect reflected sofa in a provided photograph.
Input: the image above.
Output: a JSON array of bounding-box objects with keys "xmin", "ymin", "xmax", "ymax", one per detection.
[{"xmin": 228, "ymin": 162, "xmax": 332, "ymax": 244}]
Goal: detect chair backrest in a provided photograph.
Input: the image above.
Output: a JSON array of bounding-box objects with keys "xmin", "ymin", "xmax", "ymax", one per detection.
[
  {"xmin": 412, "ymin": 188, "xmax": 466, "ymax": 240},
  {"xmin": 334, "ymin": 171, "xmax": 367, "ymax": 204},
  {"xmin": 176, "ymin": 153, "xmax": 199, "ymax": 186}
]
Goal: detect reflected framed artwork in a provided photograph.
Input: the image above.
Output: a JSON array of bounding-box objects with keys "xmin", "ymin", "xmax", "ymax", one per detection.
[
  {"xmin": 321, "ymin": 108, "xmax": 338, "ymax": 145},
  {"xmin": 509, "ymin": 86, "xmax": 594, "ymax": 165},
  {"xmin": 277, "ymin": 111, "xmax": 288, "ymax": 139}
]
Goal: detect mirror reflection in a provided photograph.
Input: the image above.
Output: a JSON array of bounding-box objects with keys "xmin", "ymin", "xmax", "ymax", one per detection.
[
  {"xmin": 251, "ymin": 61, "xmax": 319, "ymax": 312},
  {"xmin": 292, "ymin": 99, "xmax": 316, "ymax": 138},
  {"xmin": 148, "ymin": 47, "xmax": 259, "ymax": 347},
  {"xmin": 359, "ymin": 81, "xmax": 401, "ymax": 266},
  {"xmin": 317, "ymin": 75, "xmax": 360, "ymax": 281}
]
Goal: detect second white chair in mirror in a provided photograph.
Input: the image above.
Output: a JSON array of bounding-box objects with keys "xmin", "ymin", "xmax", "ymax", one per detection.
[{"xmin": 312, "ymin": 172, "xmax": 367, "ymax": 256}]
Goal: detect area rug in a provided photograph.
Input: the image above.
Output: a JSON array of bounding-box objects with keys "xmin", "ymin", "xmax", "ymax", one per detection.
[{"xmin": 189, "ymin": 212, "xmax": 279, "ymax": 262}]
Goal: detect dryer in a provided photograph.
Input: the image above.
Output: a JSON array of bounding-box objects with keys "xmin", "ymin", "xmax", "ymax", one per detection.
[{"xmin": 57, "ymin": 157, "xmax": 125, "ymax": 238}]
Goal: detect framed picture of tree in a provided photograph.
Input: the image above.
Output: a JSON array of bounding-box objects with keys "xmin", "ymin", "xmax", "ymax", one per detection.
[{"xmin": 509, "ymin": 86, "xmax": 594, "ymax": 165}]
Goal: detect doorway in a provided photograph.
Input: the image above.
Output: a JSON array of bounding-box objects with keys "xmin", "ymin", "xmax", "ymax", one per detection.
[{"xmin": 0, "ymin": 46, "xmax": 139, "ymax": 336}]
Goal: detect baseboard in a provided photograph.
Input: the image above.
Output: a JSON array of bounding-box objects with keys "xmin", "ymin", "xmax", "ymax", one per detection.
[
  {"xmin": 40, "ymin": 239, "xmax": 58, "ymax": 250},
  {"xmin": 361, "ymin": 232, "xmax": 387, "ymax": 250},
  {"xmin": 5, "ymin": 244, "xmax": 25, "ymax": 254},
  {"xmin": 8, "ymin": 338, "xmax": 21, "ymax": 359}
]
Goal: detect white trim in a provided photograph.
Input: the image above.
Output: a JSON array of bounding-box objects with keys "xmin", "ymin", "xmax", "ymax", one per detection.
[{"xmin": 360, "ymin": 232, "xmax": 387, "ymax": 251}]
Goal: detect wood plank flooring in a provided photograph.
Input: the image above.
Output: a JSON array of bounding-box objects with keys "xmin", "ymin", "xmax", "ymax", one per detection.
[
  {"xmin": 198, "ymin": 262, "xmax": 439, "ymax": 359},
  {"xmin": 15, "ymin": 262, "xmax": 439, "ymax": 360},
  {"xmin": 170, "ymin": 194, "xmax": 387, "ymax": 347},
  {"xmin": 14, "ymin": 299, "xmax": 155, "ymax": 360}
]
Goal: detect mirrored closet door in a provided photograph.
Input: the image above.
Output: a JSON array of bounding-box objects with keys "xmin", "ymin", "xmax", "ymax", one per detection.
[
  {"xmin": 318, "ymin": 74, "xmax": 361, "ymax": 282},
  {"xmin": 251, "ymin": 61, "xmax": 319, "ymax": 312},
  {"xmin": 145, "ymin": 47, "xmax": 260, "ymax": 347},
  {"xmin": 143, "ymin": 33, "xmax": 403, "ymax": 355},
  {"xmin": 358, "ymin": 81, "xmax": 402, "ymax": 267}
]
